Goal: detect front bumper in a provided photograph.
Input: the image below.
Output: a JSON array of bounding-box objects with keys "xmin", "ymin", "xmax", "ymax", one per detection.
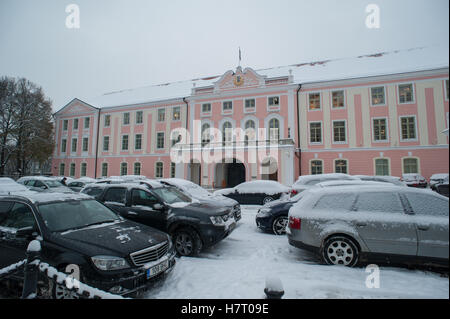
[
  {"xmin": 255, "ymin": 215, "xmax": 273, "ymax": 232},
  {"xmin": 233, "ymin": 205, "xmax": 242, "ymax": 221},
  {"xmin": 86, "ymin": 250, "xmax": 176, "ymax": 298},
  {"xmin": 198, "ymin": 219, "xmax": 237, "ymax": 248}
]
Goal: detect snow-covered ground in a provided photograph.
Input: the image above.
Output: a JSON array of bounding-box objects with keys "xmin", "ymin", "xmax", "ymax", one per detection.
[{"xmin": 145, "ymin": 206, "xmax": 448, "ymax": 299}]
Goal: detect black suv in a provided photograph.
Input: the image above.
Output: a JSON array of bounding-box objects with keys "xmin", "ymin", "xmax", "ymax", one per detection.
[
  {"xmin": 81, "ymin": 182, "xmax": 236, "ymax": 257},
  {"xmin": 0, "ymin": 192, "xmax": 176, "ymax": 298}
]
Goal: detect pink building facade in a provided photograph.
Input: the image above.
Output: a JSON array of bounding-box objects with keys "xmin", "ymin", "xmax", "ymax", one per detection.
[{"xmin": 52, "ymin": 47, "xmax": 449, "ymax": 187}]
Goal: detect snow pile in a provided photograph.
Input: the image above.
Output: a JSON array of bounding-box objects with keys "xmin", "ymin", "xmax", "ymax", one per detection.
[
  {"xmin": 235, "ymin": 181, "xmax": 291, "ymax": 195},
  {"xmin": 265, "ymin": 276, "xmax": 284, "ymax": 293},
  {"xmin": 27, "ymin": 240, "xmax": 41, "ymax": 252}
]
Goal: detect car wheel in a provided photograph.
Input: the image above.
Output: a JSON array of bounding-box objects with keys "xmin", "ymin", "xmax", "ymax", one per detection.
[
  {"xmin": 262, "ymin": 196, "xmax": 274, "ymax": 205},
  {"xmin": 272, "ymin": 216, "xmax": 288, "ymax": 235},
  {"xmin": 322, "ymin": 236, "xmax": 359, "ymax": 267},
  {"xmin": 173, "ymin": 227, "xmax": 202, "ymax": 257}
]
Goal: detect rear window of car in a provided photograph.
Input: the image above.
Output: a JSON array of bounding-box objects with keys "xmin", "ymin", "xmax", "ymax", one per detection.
[
  {"xmin": 314, "ymin": 193, "xmax": 356, "ymax": 211},
  {"xmin": 104, "ymin": 188, "xmax": 127, "ymax": 204},
  {"xmin": 354, "ymin": 193, "xmax": 404, "ymax": 213},
  {"xmin": 405, "ymin": 193, "xmax": 448, "ymax": 217},
  {"xmin": 81, "ymin": 187, "xmax": 104, "ymax": 199}
]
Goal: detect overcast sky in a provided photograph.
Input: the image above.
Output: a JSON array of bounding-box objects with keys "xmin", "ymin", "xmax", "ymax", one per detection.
[{"xmin": 0, "ymin": 0, "xmax": 448, "ymax": 111}]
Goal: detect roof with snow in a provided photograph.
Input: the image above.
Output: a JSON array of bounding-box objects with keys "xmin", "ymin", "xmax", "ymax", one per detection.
[{"xmin": 83, "ymin": 45, "xmax": 448, "ymax": 109}]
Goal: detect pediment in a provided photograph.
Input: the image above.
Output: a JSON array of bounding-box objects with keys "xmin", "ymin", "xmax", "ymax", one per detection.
[
  {"xmin": 55, "ymin": 98, "xmax": 97, "ymax": 116},
  {"xmin": 213, "ymin": 67, "xmax": 266, "ymax": 92}
]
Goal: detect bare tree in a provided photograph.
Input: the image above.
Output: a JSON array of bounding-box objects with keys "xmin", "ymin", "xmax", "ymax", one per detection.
[{"xmin": 0, "ymin": 77, "xmax": 17, "ymax": 176}]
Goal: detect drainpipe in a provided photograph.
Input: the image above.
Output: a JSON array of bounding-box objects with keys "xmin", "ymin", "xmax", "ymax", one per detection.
[
  {"xmin": 94, "ymin": 108, "xmax": 101, "ymax": 178},
  {"xmin": 295, "ymin": 84, "xmax": 302, "ymax": 176}
]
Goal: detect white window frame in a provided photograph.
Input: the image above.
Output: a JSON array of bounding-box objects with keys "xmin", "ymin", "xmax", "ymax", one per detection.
[
  {"xmin": 135, "ymin": 134, "xmax": 142, "ymax": 151},
  {"xmin": 156, "ymin": 131, "xmax": 165, "ymax": 149},
  {"xmin": 332, "ymin": 120, "xmax": 347, "ymax": 144},
  {"xmin": 80, "ymin": 162, "xmax": 87, "ymax": 177},
  {"xmin": 155, "ymin": 162, "xmax": 164, "ymax": 178},
  {"xmin": 157, "ymin": 108, "xmax": 165, "ymax": 122},
  {"xmin": 399, "ymin": 115, "xmax": 418, "ymax": 142},
  {"xmin": 61, "ymin": 139, "xmax": 67, "ymax": 153},
  {"xmin": 371, "ymin": 117, "xmax": 389, "ymax": 143},
  {"xmin": 402, "ymin": 157, "xmax": 420, "ymax": 174},
  {"xmin": 121, "ymin": 134, "xmax": 129, "ymax": 151},
  {"xmin": 334, "ymin": 158, "xmax": 349, "ymax": 174},
  {"xmin": 370, "ymin": 86, "xmax": 387, "ymax": 107},
  {"xmin": 104, "ymin": 114, "xmax": 111, "ymax": 127},
  {"xmin": 82, "ymin": 137, "xmax": 89, "ymax": 153},
  {"xmin": 308, "ymin": 92, "xmax": 321, "ymax": 111},
  {"xmin": 73, "ymin": 118, "xmax": 79, "ymax": 131},
  {"xmin": 135, "ymin": 111, "xmax": 143, "ymax": 124},
  {"xmin": 308, "ymin": 121, "xmax": 323, "ymax": 145},
  {"xmin": 397, "ymin": 82, "xmax": 415, "ymax": 105},
  {"xmin": 123, "ymin": 112, "xmax": 130, "ymax": 126},
  {"xmin": 84, "ymin": 117, "xmax": 90, "ymax": 129},
  {"xmin": 71, "ymin": 138, "xmax": 78, "ymax": 153},
  {"xmin": 373, "ymin": 157, "xmax": 390, "ymax": 176},
  {"xmin": 310, "ymin": 159, "xmax": 324, "ymax": 175},
  {"xmin": 103, "ymin": 136, "xmax": 110, "ymax": 152},
  {"xmin": 331, "ymin": 90, "xmax": 346, "ymax": 109},
  {"xmin": 201, "ymin": 103, "xmax": 212, "ymax": 117},
  {"xmin": 222, "ymin": 101, "xmax": 233, "ymax": 115}
]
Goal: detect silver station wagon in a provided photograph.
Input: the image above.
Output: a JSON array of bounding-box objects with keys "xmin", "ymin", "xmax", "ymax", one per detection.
[{"xmin": 287, "ymin": 185, "xmax": 449, "ymax": 267}]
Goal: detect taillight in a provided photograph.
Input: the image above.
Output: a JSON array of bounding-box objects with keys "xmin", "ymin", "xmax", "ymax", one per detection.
[
  {"xmin": 291, "ymin": 189, "xmax": 298, "ymax": 196},
  {"xmin": 289, "ymin": 216, "xmax": 301, "ymax": 230}
]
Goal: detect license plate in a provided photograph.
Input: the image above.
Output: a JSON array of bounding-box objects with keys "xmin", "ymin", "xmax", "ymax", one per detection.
[{"xmin": 146, "ymin": 260, "xmax": 169, "ymax": 279}]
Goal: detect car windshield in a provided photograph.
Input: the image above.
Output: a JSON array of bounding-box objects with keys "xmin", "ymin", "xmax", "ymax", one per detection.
[
  {"xmin": 184, "ymin": 184, "xmax": 211, "ymax": 197},
  {"xmin": 44, "ymin": 180, "xmax": 65, "ymax": 188},
  {"xmin": 152, "ymin": 187, "xmax": 192, "ymax": 204},
  {"xmin": 38, "ymin": 199, "xmax": 120, "ymax": 232}
]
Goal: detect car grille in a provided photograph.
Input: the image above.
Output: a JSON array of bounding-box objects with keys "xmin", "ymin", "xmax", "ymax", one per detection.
[
  {"xmin": 130, "ymin": 241, "xmax": 169, "ymax": 266},
  {"xmin": 221, "ymin": 210, "xmax": 234, "ymax": 222}
]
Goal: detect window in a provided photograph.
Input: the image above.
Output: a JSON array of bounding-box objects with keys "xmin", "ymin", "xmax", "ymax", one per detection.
[
  {"xmin": 244, "ymin": 120, "xmax": 256, "ymax": 145},
  {"xmin": 70, "ymin": 163, "xmax": 76, "ymax": 177},
  {"xmin": 355, "ymin": 193, "xmax": 404, "ymax": 214},
  {"xmin": 71, "ymin": 138, "xmax": 77, "ymax": 153},
  {"xmin": 131, "ymin": 189, "xmax": 158, "ymax": 206},
  {"xmin": 172, "ymin": 107, "xmax": 181, "ymax": 121},
  {"xmin": 123, "ymin": 113, "xmax": 130, "ymax": 125},
  {"xmin": 61, "ymin": 139, "xmax": 67, "ymax": 153},
  {"xmin": 332, "ymin": 91, "xmax": 345, "ymax": 108},
  {"xmin": 309, "ymin": 93, "xmax": 321, "ymax": 110},
  {"xmin": 82, "ymin": 137, "xmax": 89, "ymax": 152},
  {"xmin": 103, "ymin": 136, "xmax": 109, "ymax": 151},
  {"xmin": 400, "ymin": 116, "xmax": 416, "ymax": 140},
  {"xmin": 245, "ymin": 99, "xmax": 255, "ymax": 109},
  {"xmin": 158, "ymin": 109, "xmax": 165, "ymax": 122},
  {"xmin": 155, "ymin": 162, "xmax": 163, "ymax": 178},
  {"xmin": 311, "ymin": 160, "xmax": 323, "ymax": 175},
  {"xmin": 373, "ymin": 118, "xmax": 387, "ymax": 141},
  {"xmin": 405, "ymin": 193, "xmax": 448, "ymax": 217},
  {"xmin": 202, "ymin": 123, "xmax": 211, "ymax": 146},
  {"xmin": 335, "ymin": 159, "xmax": 347, "ymax": 174},
  {"xmin": 309, "ymin": 122, "xmax": 322, "ymax": 143},
  {"xmin": 104, "ymin": 115, "xmax": 111, "ymax": 127},
  {"xmin": 63, "ymin": 120, "xmax": 68, "ymax": 131},
  {"xmin": 134, "ymin": 162, "xmax": 141, "ymax": 175},
  {"xmin": 59, "ymin": 163, "xmax": 65, "ymax": 176},
  {"xmin": 375, "ymin": 158, "xmax": 389, "ymax": 176},
  {"xmin": 371, "ymin": 87, "xmax": 385, "ymax": 105},
  {"xmin": 268, "ymin": 118, "xmax": 280, "ymax": 141},
  {"xmin": 333, "ymin": 121, "xmax": 346, "ymax": 143},
  {"xmin": 398, "ymin": 83, "xmax": 414, "ymax": 103},
  {"xmin": 120, "ymin": 163, "xmax": 128, "ymax": 176},
  {"xmin": 223, "ymin": 101, "xmax": 233, "ymax": 111},
  {"xmin": 135, "ymin": 134, "xmax": 142, "ymax": 150},
  {"xmin": 268, "ymin": 96, "xmax": 279, "ymax": 107},
  {"xmin": 80, "ymin": 163, "xmax": 87, "ymax": 177},
  {"xmin": 101, "ymin": 163, "xmax": 108, "ymax": 177},
  {"xmin": 122, "ymin": 135, "xmax": 129, "ymax": 151},
  {"xmin": 403, "ymin": 158, "xmax": 418, "ymax": 174},
  {"xmin": 157, "ymin": 132, "xmax": 165, "ymax": 149},
  {"xmin": 170, "ymin": 162, "xmax": 176, "ymax": 178},
  {"xmin": 136, "ymin": 111, "xmax": 143, "ymax": 124},
  {"xmin": 222, "ymin": 122, "xmax": 233, "ymax": 144},
  {"xmin": 84, "ymin": 117, "xmax": 90, "ymax": 129},
  {"xmin": 104, "ymin": 188, "xmax": 127, "ymax": 204},
  {"xmin": 73, "ymin": 118, "xmax": 79, "ymax": 130},
  {"xmin": 202, "ymin": 103, "xmax": 211, "ymax": 113},
  {"xmin": 314, "ymin": 194, "xmax": 356, "ymax": 211},
  {"xmin": 0, "ymin": 202, "xmax": 36, "ymax": 230}
]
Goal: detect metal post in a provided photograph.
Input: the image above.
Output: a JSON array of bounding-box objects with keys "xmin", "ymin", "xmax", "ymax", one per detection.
[
  {"xmin": 264, "ymin": 276, "xmax": 284, "ymax": 299},
  {"xmin": 21, "ymin": 240, "xmax": 41, "ymax": 299}
]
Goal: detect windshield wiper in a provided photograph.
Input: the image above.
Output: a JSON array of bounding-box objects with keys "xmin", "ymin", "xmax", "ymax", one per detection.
[{"xmin": 57, "ymin": 220, "xmax": 119, "ymax": 233}]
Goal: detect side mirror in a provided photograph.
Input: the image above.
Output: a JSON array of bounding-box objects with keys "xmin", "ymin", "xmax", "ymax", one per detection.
[
  {"xmin": 16, "ymin": 226, "xmax": 38, "ymax": 239},
  {"xmin": 153, "ymin": 203, "xmax": 165, "ymax": 211}
]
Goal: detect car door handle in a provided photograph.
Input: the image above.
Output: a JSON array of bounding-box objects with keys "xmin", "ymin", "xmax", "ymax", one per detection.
[
  {"xmin": 128, "ymin": 211, "xmax": 138, "ymax": 216},
  {"xmin": 417, "ymin": 225, "xmax": 429, "ymax": 231}
]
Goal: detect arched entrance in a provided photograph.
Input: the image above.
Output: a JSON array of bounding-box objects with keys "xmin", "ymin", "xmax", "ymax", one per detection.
[
  {"xmin": 215, "ymin": 159, "xmax": 246, "ymax": 188},
  {"xmin": 188, "ymin": 160, "xmax": 201, "ymax": 185}
]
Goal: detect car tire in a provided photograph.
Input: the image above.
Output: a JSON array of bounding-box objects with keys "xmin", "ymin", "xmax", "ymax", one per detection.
[
  {"xmin": 322, "ymin": 236, "xmax": 359, "ymax": 267},
  {"xmin": 173, "ymin": 227, "xmax": 203, "ymax": 257},
  {"xmin": 262, "ymin": 196, "xmax": 274, "ymax": 205},
  {"xmin": 272, "ymin": 216, "xmax": 288, "ymax": 235}
]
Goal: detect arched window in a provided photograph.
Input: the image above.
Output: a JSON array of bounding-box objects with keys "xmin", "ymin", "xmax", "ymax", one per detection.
[
  {"xmin": 134, "ymin": 162, "xmax": 141, "ymax": 175},
  {"xmin": 244, "ymin": 120, "xmax": 256, "ymax": 145},
  {"xmin": 101, "ymin": 163, "xmax": 108, "ymax": 177},
  {"xmin": 311, "ymin": 160, "xmax": 323, "ymax": 175},
  {"xmin": 403, "ymin": 158, "xmax": 418, "ymax": 174},
  {"xmin": 222, "ymin": 122, "xmax": 233, "ymax": 144},
  {"xmin": 59, "ymin": 163, "xmax": 65, "ymax": 176},
  {"xmin": 268, "ymin": 118, "xmax": 280, "ymax": 141},
  {"xmin": 80, "ymin": 163, "xmax": 87, "ymax": 177},
  {"xmin": 120, "ymin": 162, "xmax": 128, "ymax": 176},
  {"xmin": 202, "ymin": 123, "xmax": 211, "ymax": 146}
]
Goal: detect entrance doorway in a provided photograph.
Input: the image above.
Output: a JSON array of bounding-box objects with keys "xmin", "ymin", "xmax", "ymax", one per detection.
[
  {"xmin": 215, "ymin": 159, "xmax": 246, "ymax": 188},
  {"xmin": 188, "ymin": 161, "xmax": 201, "ymax": 185}
]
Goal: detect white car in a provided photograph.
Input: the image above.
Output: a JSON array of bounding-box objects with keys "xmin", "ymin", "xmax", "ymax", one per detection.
[
  {"xmin": 429, "ymin": 173, "xmax": 449, "ymax": 190},
  {"xmin": 0, "ymin": 177, "xmax": 33, "ymax": 195},
  {"xmin": 353, "ymin": 175, "xmax": 407, "ymax": 186},
  {"xmin": 291, "ymin": 173, "xmax": 360, "ymax": 195},
  {"xmin": 16, "ymin": 176, "xmax": 74, "ymax": 193},
  {"xmin": 402, "ymin": 173, "xmax": 428, "ymax": 188}
]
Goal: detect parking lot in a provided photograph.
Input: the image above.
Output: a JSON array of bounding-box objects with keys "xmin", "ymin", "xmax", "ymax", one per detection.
[{"xmin": 145, "ymin": 205, "xmax": 449, "ymax": 299}]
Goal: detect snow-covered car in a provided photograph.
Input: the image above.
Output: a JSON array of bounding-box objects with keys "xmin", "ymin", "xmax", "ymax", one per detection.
[
  {"xmin": 291, "ymin": 173, "xmax": 360, "ymax": 195},
  {"xmin": 16, "ymin": 176, "xmax": 74, "ymax": 193},
  {"xmin": 0, "ymin": 177, "xmax": 33, "ymax": 195},
  {"xmin": 0, "ymin": 191, "xmax": 176, "ymax": 298},
  {"xmin": 95, "ymin": 177, "xmax": 127, "ymax": 184},
  {"xmin": 436, "ymin": 175, "xmax": 449, "ymax": 197},
  {"xmin": 353, "ymin": 175, "xmax": 407, "ymax": 186},
  {"xmin": 67, "ymin": 177, "xmax": 97, "ymax": 192},
  {"xmin": 81, "ymin": 182, "xmax": 236, "ymax": 257},
  {"xmin": 214, "ymin": 180, "xmax": 291, "ymax": 205},
  {"xmin": 110, "ymin": 175, "xmax": 147, "ymax": 182},
  {"xmin": 49, "ymin": 176, "xmax": 75, "ymax": 185},
  {"xmin": 429, "ymin": 173, "xmax": 449, "ymax": 191},
  {"xmin": 158, "ymin": 178, "xmax": 241, "ymax": 221},
  {"xmin": 402, "ymin": 173, "xmax": 428, "ymax": 188},
  {"xmin": 287, "ymin": 185, "xmax": 449, "ymax": 267}
]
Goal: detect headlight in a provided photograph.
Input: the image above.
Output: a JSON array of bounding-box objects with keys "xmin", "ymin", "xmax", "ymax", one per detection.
[
  {"xmin": 210, "ymin": 216, "xmax": 224, "ymax": 225},
  {"xmin": 91, "ymin": 256, "xmax": 130, "ymax": 271},
  {"xmin": 257, "ymin": 208, "xmax": 271, "ymax": 218}
]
